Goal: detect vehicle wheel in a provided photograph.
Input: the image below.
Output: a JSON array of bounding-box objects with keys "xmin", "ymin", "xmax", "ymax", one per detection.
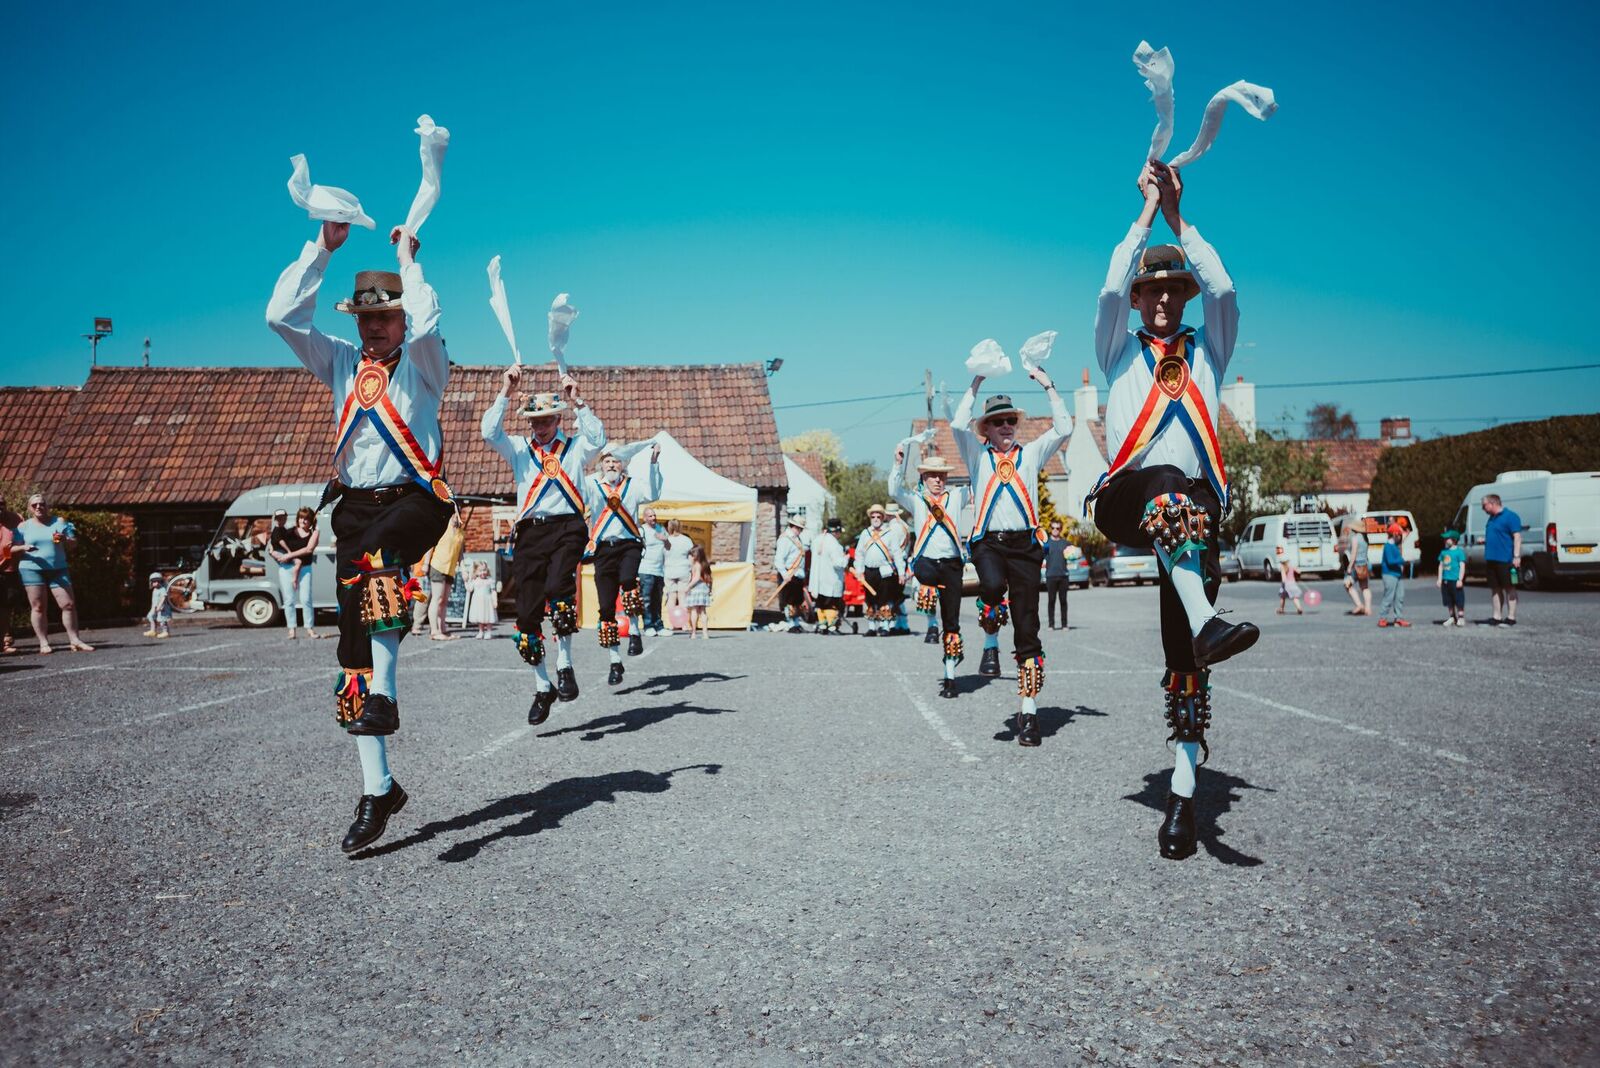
[
  {"xmin": 1261, "ymin": 558, "xmax": 1277, "ymax": 582},
  {"xmin": 1226, "ymin": 574, "xmax": 1239, "ymax": 583},
  {"xmin": 235, "ymin": 593, "xmax": 280, "ymax": 628},
  {"xmin": 1518, "ymin": 561, "xmax": 1541, "ymax": 591}
]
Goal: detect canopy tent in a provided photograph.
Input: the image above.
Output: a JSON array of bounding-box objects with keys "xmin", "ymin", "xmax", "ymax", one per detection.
[
  {"xmin": 579, "ymin": 430, "xmax": 760, "ymax": 630},
  {"xmin": 782, "ymin": 455, "xmax": 832, "ymax": 535}
]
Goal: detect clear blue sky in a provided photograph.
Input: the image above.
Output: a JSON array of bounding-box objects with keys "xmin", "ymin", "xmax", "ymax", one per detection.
[{"xmin": 5, "ymin": 1, "xmax": 1597, "ymax": 464}]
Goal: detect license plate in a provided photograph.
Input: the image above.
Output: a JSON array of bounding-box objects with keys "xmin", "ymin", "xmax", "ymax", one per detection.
[
  {"xmin": 1298, "ymin": 545, "xmax": 1317, "ymax": 553},
  {"xmin": 1569, "ymin": 546, "xmax": 1593, "ymax": 555},
  {"xmin": 1127, "ymin": 562, "xmax": 1146, "ymax": 569}
]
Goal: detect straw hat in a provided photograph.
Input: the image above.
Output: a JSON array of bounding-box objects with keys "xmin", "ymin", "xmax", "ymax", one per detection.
[
  {"xmin": 917, "ymin": 454, "xmax": 955, "ymax": 475},
  {"xmin": 866, "ymin": 503, "xmax": 887, "ymax": 518},
  {"xmin": 975, "ymin": 394, "xmax": 1025, "ymax": 431},
  {"xmin": 335, "ymin": 271, "xmax": 405, "ymax": 315},
  {"xmin": 1131, "ymin": 245, "xmax": 1199, "ymax": 300},
  {"xmin": 785, "ymin": 511, "xmax": 806, "ymax": 528},
  {"xmin": 520, "ymin": 392, "xmax": 569, "ymax": 417}
]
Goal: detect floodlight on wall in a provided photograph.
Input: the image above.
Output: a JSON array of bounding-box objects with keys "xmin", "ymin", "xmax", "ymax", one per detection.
[
  {"xmin": 83, "ymin": 317, "xmax": 113, "ymax": 367},
  {"xmin": 765, "ymin": 358, "xmax": 783, "ymax": 376}
]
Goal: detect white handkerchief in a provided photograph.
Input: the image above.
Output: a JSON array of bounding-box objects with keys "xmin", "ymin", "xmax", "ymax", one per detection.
[
  {"xmin": 940, "ymin": 380, "xmax": 953, "ymax": 421},
  {"xmin": 966, "ymin": 339, "xmax": 1012, "ymax": 377},
  {"xmin": 403, "ymin": 115, "xmax": 450, "ymax": 234},
  {"xmin": 606, "ymin": 439, "xmax": 655, "ymax": 464},
  {"xmin": 548, "ymin": 294, "xmax": 579, "ymax": 364},
  {"xmin": 1018, "ymin": 330, "xmax": 1057, "ymax": 374},
  {"xmin": 1167, "ymin": 81, "xmax": 1278, "ymax": 168},
  {"xmin": 486, "ymin": 256, "xmax": 522, "ymax": 365},
  {"xmin": 286, "ymin": 154, "xmax": 375, "ymax": 229},
  {"xmin": 1132, "ymin": 41, "xmax": 1176, "ymax": 165}
]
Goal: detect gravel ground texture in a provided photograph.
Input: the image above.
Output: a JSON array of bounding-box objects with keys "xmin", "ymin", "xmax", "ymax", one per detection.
[{"xmin": 2, "ymin": 577, "xmax": 1596, "ymax": 1066}]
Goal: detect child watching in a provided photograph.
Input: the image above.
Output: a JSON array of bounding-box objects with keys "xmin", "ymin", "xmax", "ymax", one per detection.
[
  {"xmin": 1437, "ymin": 529, "xmax": 1467, "ymax": 627},
  {"xmin": 144, "ymin": 571, "xmax": 173, "ymax": 639},
  {"xmin": 685, "ymin": 545, "xmax": 713, "ymax": 639},
  {"xmin": 1377, "ymin": 523, "xmax": 1410, "ymax": 628}
]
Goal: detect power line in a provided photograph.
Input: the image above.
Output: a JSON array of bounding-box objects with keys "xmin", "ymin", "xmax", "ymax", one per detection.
[{"xmin": 774, "ymin": 389, "xmax": 921, "ymax": 411}]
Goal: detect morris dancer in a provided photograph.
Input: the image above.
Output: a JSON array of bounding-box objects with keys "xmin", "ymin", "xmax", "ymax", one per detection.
[
  {"xmin": 889, "ymin": 450, "xmax": 969, "ymax": 698},
  {"xmin": 950, "ymin": 367, "xmax": 1071, "ymax": 746},
  {"xmin": 772, "ymin": 513, "xmax": 810, "ymax": 633},
  {"xmin": 481, "ymin": 367, "xmax": 605, "ymax": 724},
  {"xmin": 883, "ymin": 503, "xmax": 914, "ymax": 635},
  {"xmin": 267, "ymin": 220, "xmax": 452, "ymax": 853},
  {"xmin": 808, "ymin": 517, "xmax": 848, "ymax": 634},
  {"xmin": 1088, "ymin": 160, "xmax": 1259, "ymax": 860},
  {"xmin": 853, "ymin": 505, "xmax": 906, "ymax": 637},
  {"xmin": 582, "ymin": 440, "xmax": 663, "ymax": 684}
]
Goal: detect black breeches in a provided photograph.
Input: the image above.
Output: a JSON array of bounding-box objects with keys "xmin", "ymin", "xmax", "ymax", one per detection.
[
  {"xmin": 863, "ymin": 567, "xmax": 901, "ymax": 615},
  {"xmin": 970, "ymin": 533, "xmax": 1044, "ymax": 660},
  {"xmin": 512, "ymin": 514, "xmax": 587, "ymax": 633},
  {"xmin": 330, "ymin": 490, "xmax": 451, "ymax": 670},
  {"xmin": 777, "ymin": 577, "xmax": 807, "ymax": 611},
  {"xmin": 912, "ymin": 556, "xmax": 964, "ymax": 634},
  {"xmin": 1045, "ymin": 576, "xmax": 1069, "ymax": 626},
  {"xmin": 592, "ymin": 539, "xmax": 643, "ymax": 623}
]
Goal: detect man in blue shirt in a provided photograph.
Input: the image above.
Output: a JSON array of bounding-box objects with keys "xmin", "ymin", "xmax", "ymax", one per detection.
[{"xmin": 1481, "ymin": 493, "xmax": 1523, "ymax": 626}]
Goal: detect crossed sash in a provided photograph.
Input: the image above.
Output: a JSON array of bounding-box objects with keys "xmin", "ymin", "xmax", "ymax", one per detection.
[
  {"xmin": 585, "ymin": 476, "xmax": 642, "ymax": 554},
  {"xmin": 911, "ymin": 491, "xmax": 965, "ymax": 564},
  {"xmin": 776, "ymin": 531, "xmax": 806, "ymax": 582},
  {"xmin": 333, "ymin": 354, "xmax": 453, "ymax": 502},
  {"xmin": 1087, "ymin": 330, "xmax": 1229, "ymax": 512},
  {"xmin": 972, "ymin": 445, "xmax": 1045, "ymax": 545},
  {"xmin": 518, "ymin": 434, "xmax": 587, "ymax": 522},
  {"xmin": 861, "ymin": 528, "xmax": 899, "ymax": 572}
]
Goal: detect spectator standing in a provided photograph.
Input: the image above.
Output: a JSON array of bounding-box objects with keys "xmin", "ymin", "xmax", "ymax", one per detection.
[
  {"xmin": 1377, "ymin": 522, "xmax": 1410, "ymax": 628},
  {"xmin": 685, "ymin": 544, "xmax": 713, "ymax": 639},
  {"xmin": 271, "ymin": 506, "xmax": 321, "ymax": 639},
  {"xmin": 637, "ymin": 507, "xmax": 669, "ymax": 636},
  {"xmin": 662, "ymin": 519, "xmax": 694, "ymax": 633},
  {"xmin": 16, "ymin": 493, "xmax": 93, "ymax": 653},
  {"xmin": 427, "ymin": 513, "xmax": 466, "ymax": 640},
  {"xmin": 144, "ymin": 572, "xmax": 174, "ymax": 639},
  {"xmin": 1275, "ymin": 540, "xmax": 1305, "ymax": 615},
  {"xmin": 1342, "ymin": 521, "xmax": 1372, "ymax": 616},
  {"xmin": 1481, "ymin": 493, "xmax": 1522, "ymax": 626},
  {"xmin": 464, "ymin": 561, "xmax": 499, "ymax": 639},
  {"xmin": 1437, "ymin": 529, "xmax": 1467, "ymax": 627},
  {"xmin": 0, "ymin": 495, "xmax": 23, "ymax": 654},
  {"xmin": 1043, "ymin": 520, "xmax": 1071, "ymax": 630}
]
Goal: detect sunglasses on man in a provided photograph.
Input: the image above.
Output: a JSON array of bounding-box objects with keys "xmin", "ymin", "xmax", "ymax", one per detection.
[{"xmin": 989, "ymin": 416, "xmax": 1019, "ymax": 427}]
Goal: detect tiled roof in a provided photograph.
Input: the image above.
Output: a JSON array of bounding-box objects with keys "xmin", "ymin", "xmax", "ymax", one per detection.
[
  {"xmin": 0, "ymin": 387, "xmax": 77, "ymax": 489},
  {"xmin": 1293, "ymin": 437, "xmax": 1388, "ymax": 492},
  {"xmin": 785, "ymin": 450, "xmax": 830, "ymax": 489},
  {"xmin": 28, "ymin": 363, "xmax": 786, "ymax": 508}
]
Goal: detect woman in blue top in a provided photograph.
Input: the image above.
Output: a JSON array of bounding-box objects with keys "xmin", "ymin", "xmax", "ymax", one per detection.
[{"xmin": 16, "ymin": 493, "xmax": 94, "ymax": 653}]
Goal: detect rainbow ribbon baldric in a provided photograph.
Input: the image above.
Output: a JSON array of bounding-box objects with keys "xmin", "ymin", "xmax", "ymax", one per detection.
[
  {"xmin": 972, "ymin": 446, "xmax": 1045, "ymax": 545},
  {"xmin": 519, "ymin": 434, "xmax": 587, "ymax": 522},
  {"xmin": 333, "ymin": 355, "xmax": 454, "ymax": 504}
]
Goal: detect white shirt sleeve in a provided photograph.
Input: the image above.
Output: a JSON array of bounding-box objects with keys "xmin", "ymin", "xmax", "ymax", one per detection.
[
  {"xmin": 1180, "ymin": 227, "xmax": 1239, "ymax": 376},
  {"xmin": 1022, "ymin": 389, "xmax": 1074, "ymax": 472},
  {"xmin": 886, "ymin": 463, "xmax": 917, "ymax": 515},
  {"xmin": 568, "ymin": 407, "xmax": 607, "ymax": 472},
  {"xmin": 949, "ymin": 385, "xmax": 983, "ymax": 477},
  {"xmin": 644, "ymin": 460, "xmax": 664, "ymax": 503},
  {"xmin": 480, "ymin": 394, "xmax": 517, "ymax": 463},
  {"xmin": 399, "ymin": 261, "xmax": 449, "ymax": 396},
  {"xmin": 1094, "ymin": 224, "xmax": 1151, "ymax": 376},
  {"xmin": 265, "ymin": 241, "xmax": 356, "ymax": 387}
]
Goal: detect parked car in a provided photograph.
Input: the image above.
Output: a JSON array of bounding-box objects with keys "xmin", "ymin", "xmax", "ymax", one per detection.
[
  {"xmin": 1218, "ymin": 541, "xmax": 1242, "ymax": 582},
  {"xmin": 187, "ymin": 483, "xmax": 338, "ymax": 627},
  {"xmin": 1091, "ymin": 544, "xmax": 1159, "ymax": 586},
  {"xmin": 1236, "ymin": 511, "xmax": 1340, "ymax": 580},
  {"xmin": 1451, "ymin": 470, "xmax": 1600, "ymax": 589},
  {"xmin": 1347, "ymin": 509, "xmax": 1420, "ymax": 572},
  {"xmin": 1066, "ymin": 551, "xmax": 1091, "ymax": 589}
]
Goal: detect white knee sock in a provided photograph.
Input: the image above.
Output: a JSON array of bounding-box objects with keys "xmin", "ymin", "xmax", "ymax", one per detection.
[
  {"xmin": 371, "ymin": 630, "xmax": 401, "ymax": 698},
  {"xmin": 1171, "ymin": 741, "xmax": 1200, "ymax": 798},
  {"xmin": 355, "ymin": 735, "xmax": 392, "ymax": 796},
  {"xmin": 556, "ymin": 634, "xmax": 573, "ymax": 669},
  {"xmin": 1021, "ymin": 696, "xmax": 1037, "ymax": 717},
  {"xmin": 629, "ymin": 615, "xmax": 643, "ymax": 636},
  {"xmin": 943, "ymin": 658, "xmax": 957, "ymax": 679},
  {"xmin": 609, "ymin": 647, "xmax": 622, "ymax": 664},
  {"xmin": 983, "ymin": 632, "xmax": 999, "ymax": 651},
  {"xmin": 532, "ymin": 660, "xmax": 553, "ymax": 691},
  {"xmin": 1163, "ymin": 552, "xmax": 1217, "ymax": 636}
]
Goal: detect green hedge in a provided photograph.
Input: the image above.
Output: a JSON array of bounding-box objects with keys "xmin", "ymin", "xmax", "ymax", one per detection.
[{"xmin": 1368, "ymin": 414, "xmax": 1600, "ymax": 563}]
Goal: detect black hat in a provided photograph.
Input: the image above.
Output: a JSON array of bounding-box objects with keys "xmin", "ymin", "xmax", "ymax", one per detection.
[{"xmin": 826, "ymin": 517, "xmax": 842, "ymax": 532}]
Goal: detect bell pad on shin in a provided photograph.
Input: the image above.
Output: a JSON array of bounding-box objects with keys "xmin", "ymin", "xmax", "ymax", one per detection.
[
  {"xmin": 334, "ymin": 668, "xmax": 372, "ymax": 727},
  {"xmin": 1162, "ymin": 668, "xmax": 1213, "ymax": 762},
  {"xmin": 1139, "ymin": 493, "xmax": 1209, "ymax": 561},
  {"xmin": 942, "ymin": 631, "xmax": 964, "ymax": 664},
  {"xmin": 915, "ymin": 586, "xmax": 939, "ymax": 614},
  {"xmin": 597, "ymin": 620, "xmax": 620, "ymax": 648},
  {"xmin": 1016, "ymin": 655, "xmax": 1045, "ymax": 698},
  {"xmin": 549, "ymin": 600, "xmax": 579, "ymax": 637},
  {"xmin": 359, "ymin": 567, "xmax": 410, "ymax": 634},
  {"xmin": 516, "ymin": 629, "xmax": 546, "ymax": 666},
  {"xmin": 977, "ymin": 598, "xmax": 1010, "ymax": 634},
  {"xmin": 620, "ymin": 587, "xmax": 644, "ymax": 616}
]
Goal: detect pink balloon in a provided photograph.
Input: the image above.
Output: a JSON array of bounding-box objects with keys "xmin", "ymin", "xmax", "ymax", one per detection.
[{"xmin": 1304, "ymin": 588, "xmax": 1322, "ymax": 608}]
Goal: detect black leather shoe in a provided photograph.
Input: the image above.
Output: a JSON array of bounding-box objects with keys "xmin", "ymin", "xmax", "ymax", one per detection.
[
  {"xmin": 341, "ymin": 782, "xmax": 408, "ymax": 853},
  {"xmin": 863, "ymin": 629, "xmax": 878, "ymax": 638},
  {"xmin": 556, "ymin": 667, "xmax": 579, "ymax": 701},
  {"xmin": 345, "ymin": 692, "xmax": 399, "ymax": 736},
  {"xmin": 939, "ymin": 678, "xmax": 958, "ymax": 699},
  {"xmin": 608, "ymin": 662, "xmax": 624, "ymax": 686},
  {"xmin": 979, "ymin": 647, "xmax": 1001, "ymax": 677},
  {"xmin": 1017, "ymin": 712, "xmax": 1041, "ymax": 747},
  {"xmin": 1158, "ymin": 792, "xmax": 1197, "ymax": 860},
  {"xmin": 1192, "ymin": 616, "xmax": 1260, "ymax": 668},
  {"xmin": 627, "ymin": 634, "xmax": 644, "ymax": 656},
  {"xmin": 924, "ymin": 627, "xmax": 940, "ymax": 644},
  {"xmin": 528, "ymin": 688, "xmax": 557, "ymax": 725}
]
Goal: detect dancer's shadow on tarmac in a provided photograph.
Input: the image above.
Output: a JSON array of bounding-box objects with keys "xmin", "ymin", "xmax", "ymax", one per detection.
[
  {"xmin": 351, "ymin": 764, "xmax": 722, "ymax": 863},
  {"xmin": 537, "ymin": 701, "xmax": 736, "ymax": 741},
  {"xmin": 614, "ymin": 672, "xmax": 744, "ymax": 697},
  {"xmin": 1123, "ymin": 769, "xmax": 1272, "ymax": 867},
  {"xmin": 992, "ymin": 704, "xmax": 1107, "ymax": 743}
]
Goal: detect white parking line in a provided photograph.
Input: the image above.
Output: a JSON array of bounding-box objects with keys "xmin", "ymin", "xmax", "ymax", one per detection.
[
  {"xmin": 1387, "ymin": 654, "xmax": 1600, "ymax": 698},
  {"xmin": 462, "ymin": 727, "xmax": 532, "ymax": 762},
  {"xmin": 870, "ymin": 649, "xmax": 979, "ymax": 764},
  {"xmin": 14, "ymin": 641, "xmax": 245, "ymax": 679}
]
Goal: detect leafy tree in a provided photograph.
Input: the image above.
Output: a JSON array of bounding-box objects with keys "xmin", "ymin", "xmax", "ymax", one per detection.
[
  {"xmin": 1219, "ymin": 426, "xmax": 1329, "ymax": 542},
  {"xmin": 1305, "ymin": 403, "xmax": 1359, "ymax": 441},
  {"xmin": 1036, "ymin": 470, "xmax": 1058, "ymax": 532},
  {"xmin": 824, "ymin": 459, "xmax": 887, "ymax": 537},
  {"xmin": 781, "ymin": 429, "xmax": 844, "ymax": 464},
  {"xmin": 1063, "ymin": 518, "xmax": 1110, "ymax": 561}
]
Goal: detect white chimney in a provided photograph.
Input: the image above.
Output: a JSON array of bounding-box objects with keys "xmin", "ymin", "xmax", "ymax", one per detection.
[
  {"xmin": 1219, "ymin": 374, "xmax": 1256, "ymax": 440},
  {"xmin": 1074, "ymin": 367, "xmax": 1099, "ymax": 427}
]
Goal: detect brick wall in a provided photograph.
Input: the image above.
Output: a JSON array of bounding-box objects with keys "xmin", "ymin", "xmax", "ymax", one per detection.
[
  {"xmin": 459, "ymin": 502, "xmax": 505, "ymax": 554},
  {"xmin": 751, "ymin": 493, "xmax": 782, "ymax": 602}
]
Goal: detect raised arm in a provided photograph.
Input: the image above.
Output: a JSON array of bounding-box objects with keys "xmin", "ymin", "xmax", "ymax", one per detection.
[
  {"xmin": 480, "ymin": 367, "xmax": 520, "ymax": 463},
  {"xmin": 887, "ymin": 446, "xmax": 917, "ymax": 514},
  {"xmin": 566, "ymin": 375, "xmax": 608, "ymax": 468},
  {"xmin": 949, "ymin": 376, "xmax": 985, "ymax": 475},
  {"xmin": 1094, "ymin": 169, "xmax": 1162, "ymax": 375},
  {"xmin": 1155, "ymin": 163, "xmax": 1239, "ymax": 373},
  {"xmin": 391, "ymin": 226, "xmax": 449, "ymax": 395},
  {"xmin": 265, "ymin": 222, "xmax": 357, "ymax": 387},
  {"xmin": 644, "ymin": 445, "xmax": 665, "ymax": 502},
  {"xmin": 1022, "ymin": 367, "xmax": 1073, "ymax": 470}
]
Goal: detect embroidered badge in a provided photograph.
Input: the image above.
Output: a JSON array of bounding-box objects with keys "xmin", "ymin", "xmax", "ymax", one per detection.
[
  {"xmin": 354, "ymin": 364, "xmax": 388, "ymax": 409},
  {"xmin": 542, "ymin": 455, "xmax": 562, "ymax": 477},
  {"xmin": 995, "ymin": 457, "xmax": 1016, "ymax": 484},
  {"xmin": 1156, "ymin": 356, "xmax": 1189, "ymax": 400}
]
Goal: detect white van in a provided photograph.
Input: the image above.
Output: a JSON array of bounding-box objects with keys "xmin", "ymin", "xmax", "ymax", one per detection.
[
  {"xmin": 1450, "ymin": 470, "xmax": 1600, "ymax": 589},
  {"xmin": 1347, "ymin": 510, "xmax": 1421, "ymax": 571},
  {"xmin": 1235, "ymin": 511, "xmax": 1340, "ymax": 580}
]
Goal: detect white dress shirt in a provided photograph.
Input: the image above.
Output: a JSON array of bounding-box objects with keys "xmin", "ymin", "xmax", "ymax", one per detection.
[
  {"xmin": 480, "ymin": 394, "xmax": 606, "ymax": 519},
  {"xmin": 773, "ymin": 528, "xmax": 808, "ymax": 582},
  {"xmin": 807, "ymin": 533, "xmax": 848, "ymax": 599},
  {"xmin": 950, "ymin": 388, "xmax": 1072, "ymax": 538},
  {"xmin": 267, "ymin": 242, "xmax": 449, "ymax": 491},
  {"xmin": 1093, "ymin": 224, "xmax": 1239, "ymax": 481},
  {"xmin": 887, "ymin": 465, "xmax": 968, "ymax": 562},
  {"xmin": 854, "ymin": 525, "xmax": 907, "ymax": 576},
  {"xmin": 582, "ymin": 465, "xmax": 664, "ymax": 543}
]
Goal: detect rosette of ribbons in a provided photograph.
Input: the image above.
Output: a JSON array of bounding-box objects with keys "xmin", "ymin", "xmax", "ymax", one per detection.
[{"xmin": 1131, "ymin": 41, "xmax": 1276, "ymax": 173}]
